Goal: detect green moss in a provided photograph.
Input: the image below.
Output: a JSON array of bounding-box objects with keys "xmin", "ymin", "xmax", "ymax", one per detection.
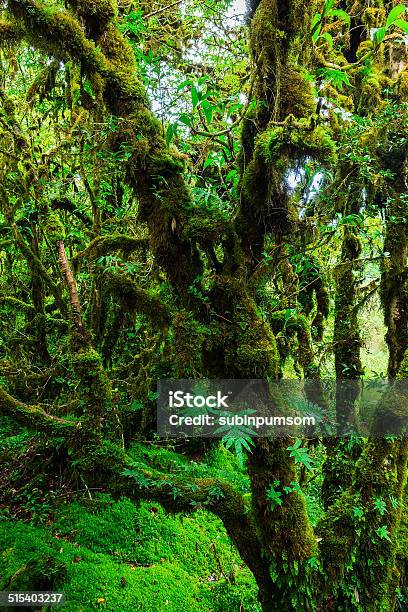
[
  {"xmin": 105, "ymin": 21, "xmax": 134, "ymax": 62},
  {"xmin": 398, "ymin": 69, "xmax": 408, "ymax": 100},
  {"xmin": 356, "ymin": 39, "xmax": 373, "ymax": 61},
  {"xmin": 279, "ymin": 67, "xmax": 316, "ymax": 119},
  {"xmin": 76, "ymin": 440, "xmax": 126, "ymax": 474},
  {"xmin": 69, "ymin": 0, "xmax": 116, "ymax": 35},
  {"xmin": 149, "ymin": 151, "xmax": 185, "ymax": 178},
  {"xmin": 183, "ymin": 208, "xmax": 229, "ymax": 242},
  {"xmin": 0, "ymin": 18, "xmax": 24, "ymax": 45},
  {"xmin": 246, "ymin": 438, "xmax": 316, "ymax": 610},
  {"xmin": 0, "ymin": 296, "xmax": 35, "ymax": 313},
  {"xmin": 44, "ymin": 212, "xmax": 65, "ymax": 243},
  {"xmin": 398, "ymin": 349, "xmax": 408, "ymax": 379},
  {"xmin": 233, "ymin": 322, "xmax": 279, "ymax": 379},
  {"xmin": 128, "ymin": 442, "xmax": 250, "ymax": 494},
  {"xmin": 0, "ymin": 491, "xmax": 259, "ymax": 611},
  {"xmin": 52, "ymin": 496, "xmax": 242, "ymax": 578},
  {"xmin": 4, "ymin": 555, "xmax": 67, "ymax": 591},
  {"xmin": 262, "ymin": 121, "xmax": 337, "ymax": 166},
  {"xmin": 74, "ymin": 234, "xmax": 148, "ymax": 264},
  {"xmin": 9, "ymin": 0, "xmax": 102, "ymax": 70},
  {"xmin": 359, "ymin": 75, "xmax": 384, "ymax": 113},
  {"xmin": 362, "ymin": 7, "xmax": 386, "ymax": 28},
  {"xmin": 106, "ymin": 272, "xmax": 171, "ymax": 327},
  {"xmin": 318, "ymin": 489, "xmax": 356, "ymax": 580},
  {"xmin": 172, "ymin": 311, "xmax": 206, "ymax": 377},
  {"xmin": 260, "ymin": 127, "xmax": 285, "ymax": 160},
  {"xmin": 71, "ymin": 346, "xmax": 112, "ymax": 432},
  {"xmin": 211, "ymin": 277, "xmax": 280, "ymax": 378},
  {"xmin": 0, "ymin": 387, "xmax": 76, "ymax": 435},
  {"xmin": 9, "ymin": 0, "xmax": 145, "ymax": 110},
  {"xmin": 292, "ymin": 123, "xmax": 337, "ymax": 164}
]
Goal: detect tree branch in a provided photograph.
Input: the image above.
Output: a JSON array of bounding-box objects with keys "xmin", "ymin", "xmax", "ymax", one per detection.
[
  {"xmin": 105, "ymin": 272, "xmax": 172, "ymax": 328},
  {"xmin": 0, "ymin": 386, "xmax": 78, "ymax": 434},
  {"xmin": 51, "ymin": 198, "xmax": 92, "ymax": 229},
  {"xmin": 74, "ymin": 234, "xmax": 149, "ymax": 264}
]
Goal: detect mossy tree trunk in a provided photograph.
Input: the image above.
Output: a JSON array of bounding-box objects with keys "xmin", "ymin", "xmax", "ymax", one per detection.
[{"xmin": 322, "ymin": 180, "xmax": 364, "ymax": 510}]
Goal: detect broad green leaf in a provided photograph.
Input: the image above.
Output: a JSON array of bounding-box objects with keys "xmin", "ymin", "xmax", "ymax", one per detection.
[
  {"xmin": 322, "ymin": 32, "xmax": 334, "ymax": 48},
  {"xmin": 320, "ymin": 67, "xmax": 351, "ymax": 89},
  {"xmin": 386, "ymin": 4, "xmax": 406, "ymax": 28},
  {"xmin": 191, "ymin": 86, "xmax": 200, "ymax": 108},
  {"xmin": 177, "ymin": 79, "xmax": 193, "ymax": 91},
  {"xmin": 376, "ymin": 525, "xmax": 392, "ymax": 542},
  {"xmin": 323, "ymin": 0, "xmax": 335, "ymax": 16},
  {"xmin": 312, "ymin": 24, "xmax": 322, "ymax": 43},
  {"xmin": 203, "ymin": 157, "xmax": 214, "ymax": 169},
  {"xmin": 178, "ymin": 113, "xmax": 192, "ymax": 126},
  {"xmin": 201, "ymin": 99, "xmax": 213, "ymax": 124},
  {"xmin": 165, "ymin": 124, "xmax": 175, "ymax": 146},
  {"xmin": 375, "ymin": 26, "xmax": 387, "ymax": 44},
  {"xmin": 329, "ymin": 8, "xmax": 351, "ymax": 26},
  {"xmin": 311, "ymin": 12, "xmax": 322, "ymax": 29},
  {"xmin": 394, "ymin": 18, "xmax": 408, "ymax": 33}
]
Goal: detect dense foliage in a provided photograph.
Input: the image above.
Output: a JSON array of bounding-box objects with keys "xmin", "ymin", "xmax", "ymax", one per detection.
[{"xmin": 0, "ymin": 0, "xmax": 407, "ymax": 610}]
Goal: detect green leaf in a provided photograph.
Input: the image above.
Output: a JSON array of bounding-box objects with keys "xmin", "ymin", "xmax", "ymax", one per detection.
[
  {"xmin": 353, "ymin": 506, "xmax": 364, "ymax": 519},
  {"xmin": 329, "ymin": 8, "xmax": 351, "ymax": 26},
  {"xmin": 323, "ymin": 0, "xmax": 335, "ymax": 16},
  {"xmin": 165, "ymin": 124, "xmax": 175, "ymax": 146},
  {"xmin": 312, "ymin": 24, "xmax": 322, "ymax": 44},
  {"xmin": 201, "ymin": 100, "xmax": 213, "ymax": 124},
  {"xmin": 374, "ymin": 26, "xmax": 387, "ymax": 44},
  {"xmin": 178, "ymin": 113, "xmax": 192, "ymax": 126},
  {"xmin": 394, "ymin": 18, "xmax": 408, "ymax": 34},
  {"xmin": 130, "ymin": 400, "xmax": 143, "ymax": 411},
  {"xmin": 376, "ymin": 525, "xmax": 392, "ymax": 542},
  {"xmin": 320, "ymin": 67, "xmax": 351, "ymax": 89},
  {"xmin": 191, "ymin": 86, "xmax": 200, "ymax": 108},
  {"xmin": 266, "ymin": 484, "xmax": 283, "ymax": 510},
  {"xmin": 177, "ymin": 79, "xmax": 193, "ymax": 91},
  {"xmin": 203, "ymin": 156, "xmax": 214, "ymax": 169},
  {"xmin": 386, "ymin": 4, "xmax": 406, "ymax": 28},
  {"xmin": 322, "ymin": 32, "xmax": 334, "ymax": 48},
  {"xmin": 311, "ymin": 13, "xmax": 322, "ymax": 29},
  {"xmin": 307, "ymin": 556, "xmax": 319, "ymax": 569},
  {"xmin": 373, "ymin": 497, "xmax": 387, "ymax": 516},
  {"xmin": 287, "ymin": 440, "xmax": 314, "ymax": 470}
]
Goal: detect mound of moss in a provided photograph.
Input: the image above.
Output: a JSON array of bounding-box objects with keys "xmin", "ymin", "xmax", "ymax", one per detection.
[{"xmin": 0, "ymin": 496, "xmax": 260, "ymax": 610}]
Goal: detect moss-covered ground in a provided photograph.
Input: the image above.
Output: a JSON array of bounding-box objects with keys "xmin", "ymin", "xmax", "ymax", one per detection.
[{"xmin": 0, "ymin": 419, "xmax": 260, "ymax": 611}]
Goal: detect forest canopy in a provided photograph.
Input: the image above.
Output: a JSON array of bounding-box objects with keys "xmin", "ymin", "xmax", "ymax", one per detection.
[{"xmin": 0, "ymin": 0, "xmax": 407, "ymax": 610}]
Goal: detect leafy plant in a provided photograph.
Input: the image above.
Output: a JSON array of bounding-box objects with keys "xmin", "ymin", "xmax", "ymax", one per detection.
[
  {"xmin": 266, "ymin": 482, "xmax": 284, "ymax": 510},
  {"xmin": 287, "ymin": 440, "xmax": 314, "ymax": 471}
]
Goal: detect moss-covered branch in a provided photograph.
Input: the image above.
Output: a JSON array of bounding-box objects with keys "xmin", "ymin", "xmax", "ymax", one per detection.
[
  {"xmin": 50, "ymin": 198, "xmax": 92, "ymax": 229},
  {"xmin": 125, "ymin": 475, "xmax": 275, "ymax": 605},
  {"xmin": 7, "ymin": 0, "xmax": 140, "ymax": 102},
  {"xmin": 0, "ymin": 17, "xmax": 24, "ymax": 44},
  {"xmin": 74, "ymin": 234, "xmax": 149, "ymax": 264},
  {"xmin": 105, "ymin": 272, "xmax": 172, "ymax": 328},
  {"xmin": 0, "ymin": 296, "xmax": 35, "ymax": 313},
  {"xmin": 0, "ymin": 386, "xmax": 78, "ymax": 434},
  {"xmin": 12, "ymin": 228, "xmax": 66, "ymax": 316}
]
